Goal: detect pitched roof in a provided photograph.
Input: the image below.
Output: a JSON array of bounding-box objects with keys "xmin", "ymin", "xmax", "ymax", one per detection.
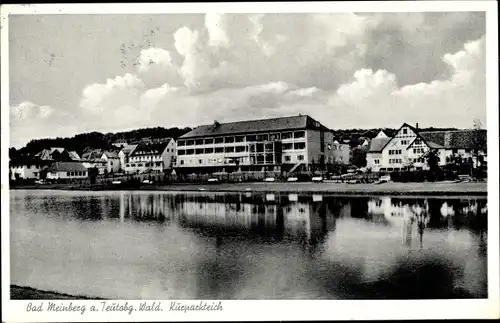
[
  {"xmin": 81, "ymin": 149, "xmax": 104, "ymax": 160},
  {"xmin": 367, "ymin": 137, "xmax": 391, "ymax": 152},
  {"xmin": 103, "ymin": 151, "xmax": 119, "ymax": 158},
  {"xmin": 120, "ymin": 144, "xmax": 138, "ymax": 155},
  {"xmin": 67, "ymin": 151, "xmax": 81, "ymax": 161},
  {"xmin": 179, "ymin": 115, "xmax": 327, "ymax": 138},
  {"xmin": 419, "ymin": 130, "xmax": 486, "ymax": 149},
  {"xmin": 47, "ymin": 162, "xmax": 87, "ymax": 172},
  {"xmin": 35, "ymin": 147, "xmax": 65, "ymax": 160},
  {"xmin": 130, "ymin": 141, "xmax": 169, "ymax": 156}
]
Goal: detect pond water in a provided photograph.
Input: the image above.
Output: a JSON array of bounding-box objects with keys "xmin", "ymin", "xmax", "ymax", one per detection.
[{"xmin": 10, "ymin": 189, "xmax": 487, "ymax": 299}]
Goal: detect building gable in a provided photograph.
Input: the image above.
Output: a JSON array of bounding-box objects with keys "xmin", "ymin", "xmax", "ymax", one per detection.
[{"xmin": 380, "ymin": 123, "xmax": 419, "ymax": 152}]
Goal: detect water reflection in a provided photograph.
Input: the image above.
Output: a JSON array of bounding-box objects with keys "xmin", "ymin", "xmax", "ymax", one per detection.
[{"xmin": 10, "ymin": 190, "xmax": 487, "ymax": 299}]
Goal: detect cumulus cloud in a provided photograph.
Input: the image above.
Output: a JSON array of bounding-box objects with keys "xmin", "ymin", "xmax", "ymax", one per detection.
[
  {"xmin": 9, "ymin": 101, "xmax": 77, "ymax": 148},
  {"xmin": 10, "ymin": 13, "xmax": 486, "ymax": 147},
  {"xmin": 326, "ymin": 36, "xmax": 486, "ymax": 128}
]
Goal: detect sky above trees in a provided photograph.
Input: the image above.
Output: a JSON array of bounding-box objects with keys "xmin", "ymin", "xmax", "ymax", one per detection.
[{"xmin": 9, "ymin": 12, "xmax": 487, "ymax": 148}]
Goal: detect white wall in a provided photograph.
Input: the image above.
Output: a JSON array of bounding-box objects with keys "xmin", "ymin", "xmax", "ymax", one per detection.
[
  {"xmin": 46, "ymin": 170, "xmax": 87, "ymax": 179},
  {"xmin": 10, "ymin": 165, "xmax": 41, "ymax": 180}
]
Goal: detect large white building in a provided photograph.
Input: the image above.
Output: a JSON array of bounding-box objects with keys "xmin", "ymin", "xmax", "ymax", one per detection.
[
  {"xmin": 366, "ymin": 123, "xmax": 487, "ymax": 172},
  {"xmin": 124, "ymin": 139, "xmax": 176, "ymax": 174},
  {"xmin": 175, "ymin": 115, "xmax": 335, "ymax": 174}
]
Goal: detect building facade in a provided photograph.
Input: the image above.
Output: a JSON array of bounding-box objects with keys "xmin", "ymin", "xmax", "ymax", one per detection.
[
  {"xmin": 366, "ymin": 123, "xmax": 487, "ymax": 172},
  {"xmin": 328, "ymin": 140, "xmax": 350, "ymax": 165},
  {"xmin": 101, "ymin": 151, "xmax": 121, "ymax": 173},
  {"xmin": 175, "ymin": 115, "xmax": 335, "ymax": 174},
  {"xmin": 124, "ymin": 138, "xmax": 176, "ymax": 174},
  {"xmin": 118, "ymin": 144, "xmax": 138, "ymax": 171},
  {"xmin": 10, "ymin": 164, "xmax": 41, "ymax": 180},
  {"xmin": 46, "ymin": 162, "xmax": 88, "ymax": 180}
]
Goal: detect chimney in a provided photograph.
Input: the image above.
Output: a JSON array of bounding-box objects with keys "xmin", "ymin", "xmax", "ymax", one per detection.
[
  {"xmin": 416, "ymin": 122, "xmax": 419, "ymax": 130},
  {"xmin": 212, "ymin": 120, "xmax": 220, "ymax": 130}
]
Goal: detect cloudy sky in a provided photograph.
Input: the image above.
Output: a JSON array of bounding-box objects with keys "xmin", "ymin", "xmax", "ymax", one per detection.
[{"xmin": 9, "ymin": 12, "xmax": 486, "ymax": 148}]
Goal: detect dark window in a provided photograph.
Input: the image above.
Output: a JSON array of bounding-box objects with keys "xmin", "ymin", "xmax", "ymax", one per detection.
[
  {"xmin": 215, "ymin": 147, "xmax": 224, "ymax": 153},
  {"xmin": 205, "ymin": 138, "xmax": 214, "ymax": 144},
  {"xmin": 235, "ymin": 136, "xmax": 245, "ymax": 142},
  {"xmin": 215, "ymin": 137, "xmax": 224, "ymax": 144},
  {"xmin": 67, "ymin": 172, "xmax": 71, "ymax": 176},
  {"xmin": 256, "ymin": 143, "xmax": 264, "ymax": 153},
  {"xmin": 402, "ymin": 129, "xmax": 408, "ymax": 134},
  {"xmin": 246, "ymin": 135, "xmax": 257, "ymax": 142},
  {"xmin": 282, "ymin": 132, "xmax": 293, "ymax": 139},
  {"xmin": 235, "ymin": 146, "xmax": 246, "ymax": 152},
  {"xmin": 224, "ymin": 147, "xmax": 235, "ymax": 153},
  {"xmin": 283, "ymin": 143, "xmax": 293, "ymax": 150},
  {"xmin": 294, "ymin": 131, "xmax": 305, "ymax": 138},
  {"xmin": 195, "ymin": 139, "xmax": 204, "ymax": 145},
  {"xmin": 224, "ymin": 136, "xmax": 235, "ymax": 143},
  {"xmin": 257, "ymin": 134, "xmax": 269, "ymax": 141},
  {"xmin": 178, "ymin": 149, "xmax": 186, "ymax": 155},
  {"xmin": 195, "ymin": 148, "xmax": 204, "ymax": 154},
  {"xmin": 297, "ymin": 155, "xmax": 304, "ymax": 161},
  {"xmin": 199, "ymin": 159, "xmax": 203, "ymax": 164},
  {"xmin": 180, "ymin": 160, "xmax": 185, "ymax": 165},
  {"xmin": 186, "ymin": 140, "xmax": 194, "ymax": 146},
  {"xmin": 294, "ymin": 142, "xmax": 306, "ymax": 150},
  {"xmin": 284, "ymin": 155, "xmax": 291, "ymax": 162},
  {"xmin": 265, "ymin": 143, "xmax": 274, "ymax": 152},
  {"xmin": 186, "ymin": 149, "xmax": 194, "ymax": 155},
  {"xmin": 270, "ymin": 133, "xmax": 281, "ymax": 141},
  {"xmin": 204, "ymin": 147, "xmax": 214, "ymax": 154},
  {"xmin": 178, "ymin": 140, "xmax": 185, "ymax": 146}
]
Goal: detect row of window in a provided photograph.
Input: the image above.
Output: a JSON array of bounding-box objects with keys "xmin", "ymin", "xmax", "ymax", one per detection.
[
  {"xmin": 66, "ymin": 171, "xmax": 86, "ymax": 176},
  {"xmin": 388, "ymin": 149, "xmax": 402, "ymax": 155},
  {"xmin": 400, "ymin": 140, "xmax": 410, "ymax": 145},
  {"xmin": 389, "ymin": 159, "xmax": 402, "ymax": 164},
  {"xmin": 412, "ymin": 148, "xmax": 425, "ymax": 154},
  {"xmin": 412, "ymin": 158, "xmax": 425, "ymax": 163},
  {"xmin": 125, "ymin": 162, "xmax": 163, "ymax": 168},
  {"xmin": 178, "ymin": 131, "xmax": 306, "ymax": 146},
  {"xmin": 132, "ymin": 148, "xmax": 174, "ymax": 156},
  {"xmin": 179, "ymin": 154, "xmax": 305, "ymax": 165},
  {"xmin": 178, "ymin": 142, "xmax": 306, "ymax": 155}
]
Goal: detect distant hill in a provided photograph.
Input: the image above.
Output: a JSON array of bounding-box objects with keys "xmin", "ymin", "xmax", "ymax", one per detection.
[
  {"xmin": 11, "ymin": 126, "xmax": 192, "ymax": 159},
  {"xmin": 9, "ymin": 125, "xmax": 464, "ymax": 160}
]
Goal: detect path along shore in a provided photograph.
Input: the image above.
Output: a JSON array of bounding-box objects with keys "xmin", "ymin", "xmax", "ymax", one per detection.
[{"xmin": 10, "ymin": 181, "xmax": 487, "ymax": 196}]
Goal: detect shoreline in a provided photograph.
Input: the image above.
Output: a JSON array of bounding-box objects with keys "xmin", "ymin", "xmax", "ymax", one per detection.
[
  {"xmin": 9, "ymin": 181, "xmax": 487, "ymax": 196},
  {"xmin": 10, "ymin": 285, "xmax": 103, "ymax": 300}
]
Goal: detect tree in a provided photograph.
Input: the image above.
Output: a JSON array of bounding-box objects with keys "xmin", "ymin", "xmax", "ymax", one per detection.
[
  {"xmin": 351, "ymin": 147, "xmax": 367, "ymax": 168},
  {"xmin": 472, "ymin": 118, "xmax": 487, "ymax": 171},
  {"xmin": 425, "ymin": 149, "xmax": 440, "ymax": 171}
]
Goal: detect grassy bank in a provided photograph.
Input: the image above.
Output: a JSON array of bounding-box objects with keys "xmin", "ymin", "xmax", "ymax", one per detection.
[
  {"xmin": 10, "ymin": 181, "xmax": 487, "ymax": 196},
  {"xmin": 10, "ymin": 285, "xmax": 103, "ymax": 300}
]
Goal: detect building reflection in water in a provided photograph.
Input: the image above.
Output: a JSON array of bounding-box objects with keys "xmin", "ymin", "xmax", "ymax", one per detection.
[{"xmin": 367, "ymin": 196, "xmax": 488, "ymax": 248}]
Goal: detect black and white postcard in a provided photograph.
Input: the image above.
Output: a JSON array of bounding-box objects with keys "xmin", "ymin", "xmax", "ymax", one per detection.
[{"xmin": 1, "ymin": 1, "xmax": 499, "ymax": 321}]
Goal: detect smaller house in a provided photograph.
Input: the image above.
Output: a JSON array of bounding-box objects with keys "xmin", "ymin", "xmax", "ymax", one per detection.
[
  {"xmin": 10, "ymin": 161, "xmax": 42, "ymax": 180},
  {"xmin": 118, "ymin": 144, "xmax": 138, "ymax": 171},
  {"xmin": 46, "ymin": 162, "xmax": 88, "ymax": 180},
  {"xmin": 124, "ymin": 138, "xmax": 176, "ymax": 174},
  {"xmin": 81, "ymin": 148, "xmax": 107, "ymax": 175},
  {"xmin": 101, "ymin": 151, "xmax": 121, "ymax": 173},
  {"xmin": 327, "ymin": 140, "xmax": 350, "ymax": 165}
]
